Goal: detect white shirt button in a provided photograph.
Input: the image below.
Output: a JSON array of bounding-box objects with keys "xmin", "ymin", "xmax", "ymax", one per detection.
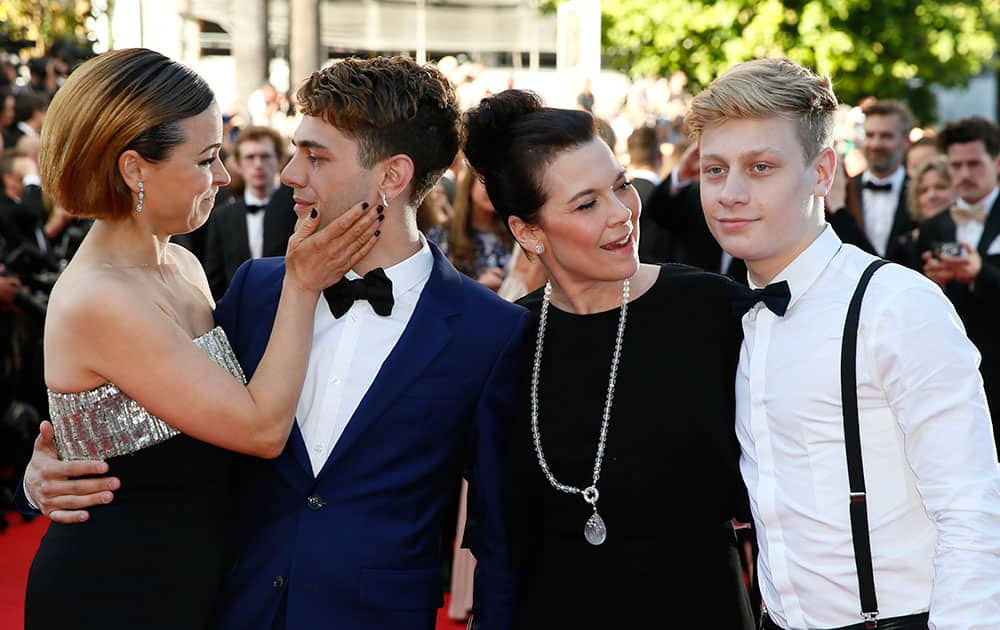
[
  {"xmin": 331, "ymin": 376, "xmax": 342, "ymax": 385},
  {"xmin": 312, "ymin": 443, "xmax": 324, "ymax": 454}
]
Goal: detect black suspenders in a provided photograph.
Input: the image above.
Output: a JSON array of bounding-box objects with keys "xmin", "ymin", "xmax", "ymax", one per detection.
[{"xmin": 840, "ymin": 258, "xmax": 889, "ymax": 628}]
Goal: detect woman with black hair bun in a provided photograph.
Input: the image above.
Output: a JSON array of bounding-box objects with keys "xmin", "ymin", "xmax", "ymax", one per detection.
[{"xmin": 464, "ymin": 89, "xmax": 755, "ymax": 628}]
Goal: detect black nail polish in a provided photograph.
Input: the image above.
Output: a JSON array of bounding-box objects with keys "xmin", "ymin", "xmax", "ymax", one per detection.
[
  {"xmin": 362, "ymin": 202, "xmax": 369, "ymax": 210},
  {"xmin": 375, "ymin": 230, "xmax": 381, "ymax": 237},
  {"xmin": 377, "ymin": 214, "xmax": 385, "ymax": 222},
  {"xmin": 309, "ymin": 208, "xmax": 318, "ymax": 219},
  {"xmin": 376, "ymin": 205, "xmax": 384, "ymax": 214}
]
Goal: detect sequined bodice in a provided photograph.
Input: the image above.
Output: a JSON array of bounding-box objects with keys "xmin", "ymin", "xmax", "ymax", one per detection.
[{"xmin": 49, "ymin": 326, "xmax": 246, "ymax": 460}]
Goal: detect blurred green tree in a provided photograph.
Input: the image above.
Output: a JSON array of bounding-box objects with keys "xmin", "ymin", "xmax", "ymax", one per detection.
[
  {"xmin": 0, "ymin": 0, "xmax": 100, "ymax": 61},
  {"xmin": 600, "ymin": 0, "xmax": 1000, "ymax": 123}
]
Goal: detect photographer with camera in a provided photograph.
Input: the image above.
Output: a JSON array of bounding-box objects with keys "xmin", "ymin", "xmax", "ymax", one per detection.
[{"xmin": 919, "ymin": 116, "xmax": 1000, "ymax": 455}]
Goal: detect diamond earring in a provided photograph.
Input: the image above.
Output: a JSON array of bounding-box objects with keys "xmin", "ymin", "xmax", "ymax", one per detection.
[
  {"xmin": 135, "ymin": 181, "xmax": 144, "ymax": 213},
  {"xmin": 380, "ymin": 191, "xmax": 389, "ymax": 208},
  {"xmin": 534, "ymin": 244, "xmax": 543, "ymax": 254}
]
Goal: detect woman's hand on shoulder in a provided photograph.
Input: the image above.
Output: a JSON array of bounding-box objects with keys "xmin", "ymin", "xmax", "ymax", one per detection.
[{"xmin": 284, "ymin": 201, "xmax": 381, "ymax": 293}]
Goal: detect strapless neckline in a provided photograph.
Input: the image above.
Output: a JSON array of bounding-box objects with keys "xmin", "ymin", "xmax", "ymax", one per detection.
[
  {"xmin": 47, "ymin": 326, "xmax": 227, "ymax": 398},
  {"xmin": 48, "ymin": 326, "xmax": 245, "ymax": 460}
]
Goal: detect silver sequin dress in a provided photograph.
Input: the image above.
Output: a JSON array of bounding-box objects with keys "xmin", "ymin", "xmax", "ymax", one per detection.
[{"xmin": 25, "ymin": 326, "xmax": 245, "ymax": 630}]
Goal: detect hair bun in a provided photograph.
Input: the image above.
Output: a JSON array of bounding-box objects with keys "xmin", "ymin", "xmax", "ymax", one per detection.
[{"xmin": 463, "ymin": 89, "xmax": 543, "ymax": 176}]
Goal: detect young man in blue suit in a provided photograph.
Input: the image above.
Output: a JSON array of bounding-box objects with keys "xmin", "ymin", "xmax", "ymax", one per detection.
[{"xmin": 19, "ymin": 57, "xmax": 528, "ymax": 630}]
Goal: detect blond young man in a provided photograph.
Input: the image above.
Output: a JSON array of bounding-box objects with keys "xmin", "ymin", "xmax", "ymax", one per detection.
[{"xmin": 690, "ymin": 58, "xmax": 1000, "ymax": 629}]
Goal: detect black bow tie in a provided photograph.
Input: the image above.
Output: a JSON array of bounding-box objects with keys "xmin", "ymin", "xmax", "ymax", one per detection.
[
  {"xmin": 245, "ymin": 203, "xmax": 265, "ymax": 215},
  {"xmin": 323, "ymin": 268, "xmax": 394, "ymax": 318},
  {"xmin": 733, "ymin": 280, "xmax": 791, "ymax": 317},
  {"xmin": 862, "ymin": 180, "xmax": 893, "ymax": 193}
]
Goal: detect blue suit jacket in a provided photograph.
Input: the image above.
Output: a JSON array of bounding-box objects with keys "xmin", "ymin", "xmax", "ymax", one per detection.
[{"xmin": 212, "ymin": 244, "xmax": 529, "ymax": 630}]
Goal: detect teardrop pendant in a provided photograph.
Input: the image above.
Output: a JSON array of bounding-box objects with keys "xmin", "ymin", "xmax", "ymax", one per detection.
[{"xmin": 584, "ymin": 511, "xmax": 607, "ymax": 545}]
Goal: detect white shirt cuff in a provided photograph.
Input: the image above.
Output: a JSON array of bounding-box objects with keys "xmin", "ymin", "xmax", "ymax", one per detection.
[{"xmin": 23, "ymin": 476, "xmax": 39, "ymax": 511}]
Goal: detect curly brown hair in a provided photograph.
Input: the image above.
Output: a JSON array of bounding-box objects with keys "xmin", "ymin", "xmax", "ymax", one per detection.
[{"xmin": 296, "ymin": 56, "xmax": 460, "ymax": 205}]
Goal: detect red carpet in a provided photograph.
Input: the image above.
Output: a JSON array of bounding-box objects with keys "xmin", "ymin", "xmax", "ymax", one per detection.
[
  {"xmin": 0, "ymin": 511, "xmax": 466, "ymax": 630},
  {"xmin": 0, "ymin": 514, "xmax": 46, "ymax": 630}
]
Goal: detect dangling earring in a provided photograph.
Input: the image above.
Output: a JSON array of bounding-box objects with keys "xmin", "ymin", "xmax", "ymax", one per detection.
[
  {"xmin": 135, "ymin": 181, "xmax": 144, "ymax": 213},
  {"xmin": 534, "ymin": 244, "xmax": 544, "ymax": 254},
  {"xmin": 380, "ymin": 191, "xmax": 389, "ymax": 208}
]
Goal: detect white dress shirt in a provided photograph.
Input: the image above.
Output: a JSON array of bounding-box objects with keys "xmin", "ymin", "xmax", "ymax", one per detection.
[
  {"xmin": 296, "ymin": 237, "xmax": 433, "ymax": 475},
  {"xmin": 861, "ymin": 166, "xmax": 906, "ymax": 257},
  {"xmin": 243, "ymin": 190, "xmax": 270, "ymax": 260},
  {"xmin": 738, "ymin": 225, "xmax": 1000, "ymax": 629},
  {"xmin": 955, "ymin": 186, "xmax": 999, "ymax": 251}
]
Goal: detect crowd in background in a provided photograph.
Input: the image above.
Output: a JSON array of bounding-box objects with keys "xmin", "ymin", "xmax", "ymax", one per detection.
[{"xmin": 1, "ymin": 39, "xmax": 999, "ymax": 623}]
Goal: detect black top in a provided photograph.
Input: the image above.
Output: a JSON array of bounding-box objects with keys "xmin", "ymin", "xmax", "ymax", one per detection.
[{"xmin": 508, "ymin": 264, "xmax": 754, "ymax": 629}]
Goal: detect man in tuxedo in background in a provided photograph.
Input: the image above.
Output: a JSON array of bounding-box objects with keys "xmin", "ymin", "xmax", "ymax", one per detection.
[
  {"xmin": 838, "ymin": 99, "xmax": 916, "ymax": 264},
  {"xmin": 0, "ymin": 149, "xmax": 55, "ymax": 271},
  {"xmin": 203, "ymin": 125, "xmax": 297, "ymax": 299},
  {"xmin": 919, "ymin": 116, "xmax": 1000, "ymax": 452},
  {"xmin": 627, "ymin": 124, "xmax": 672, "ymax": 263},
  {"xmin": 19, "ymin": 56, "xmax": 526, "ymax": 630}
]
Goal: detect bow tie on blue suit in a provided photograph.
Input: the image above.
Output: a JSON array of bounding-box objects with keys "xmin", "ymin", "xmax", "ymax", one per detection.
[{"xmin": 323, "ymin": 267, "xmax": 394, "ymax": 318}]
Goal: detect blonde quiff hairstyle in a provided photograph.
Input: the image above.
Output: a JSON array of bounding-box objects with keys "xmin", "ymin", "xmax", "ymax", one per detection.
[
  {"xmin": 686, "ymin": 57, "xmax": 838, "ymax": 162},
  {"xmin": 39, "ymin": 48, "xmax": 215, "ymax": 220}
]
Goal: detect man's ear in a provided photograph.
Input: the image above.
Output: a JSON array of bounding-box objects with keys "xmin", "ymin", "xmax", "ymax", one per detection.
[
  {"xmin": 379, "ymin": 154, "xmax": 415, "ymax": 205},
  {"xmin": 118, "ymin": 150, "xmax": 145, "ymax": 193},
  {"xmin": 813, "ymin": 146, "xmax": 838, "ymax": 198}
]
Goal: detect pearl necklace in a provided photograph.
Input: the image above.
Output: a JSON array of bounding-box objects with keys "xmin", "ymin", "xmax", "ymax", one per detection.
[{"xmin": 530, "ymin": 278, "xmax": 629, "ymax": 545}]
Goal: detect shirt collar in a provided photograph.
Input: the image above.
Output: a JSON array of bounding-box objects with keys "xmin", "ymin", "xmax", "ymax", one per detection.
[
  {"xmin": 16, "ymin": 121, "xmax": 38, "ymax": 137},
  {"xmin": 749, "ymin": 224, "xmax": 842, "ymax": 313},
  {"xmin": 346, "ymin": 235, "xmax": 433, "ymax": 301},
  {"xmin": 956, "ymin": 186, "xmax": 999, "ymax": 215},
  {"xmin": 863, "ymin": 165, "xmax": 905, "ymax": 188},
  {"xmin": 629, "ymin": 168, "xmax": 662, "ymax": 186},
  {"xmin": 244, "ymin": 189, "xmax": 272, "ymax": 207}
]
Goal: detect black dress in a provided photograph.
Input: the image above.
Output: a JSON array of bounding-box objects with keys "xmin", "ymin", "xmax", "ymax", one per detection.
[
  {"xmin": 24, "ymin": 327, "xmax": 238, "ymax": 629},
  {"xmin": 509, "ymin": 265, "xmax": 755, "ymax": 629}
]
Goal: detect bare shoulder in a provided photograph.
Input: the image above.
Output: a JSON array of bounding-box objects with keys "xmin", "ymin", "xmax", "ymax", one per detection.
[{"xmin": 47, "ymin": 265, "xmax": 142, "ymax": 330}]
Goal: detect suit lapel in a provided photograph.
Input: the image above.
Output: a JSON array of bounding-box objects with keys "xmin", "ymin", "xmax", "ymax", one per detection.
[
  {"xmin": 845, "ymin": 175, "xmax": 877, "ymax": 253},
  {"xmin": 889, "ymin": 175, "xmax": 914, "ymax": 236},
  {"xmin": 231, "ymin": 201, "xmax": 252, "ymax": 262},
  {"xmin": 319, "ymin": 245, "xmax": 463, "ymax": 475},
  {"xmin": 272, "ymin": 422, "xmax": 315, "ymax": 488},
  {"xmin": 262, "ymin": 185, "xmax": 296, "ymax": 257},
  {"xmin": 978, "ymin": 196, "xmax": 1000, "ymax": 255}
]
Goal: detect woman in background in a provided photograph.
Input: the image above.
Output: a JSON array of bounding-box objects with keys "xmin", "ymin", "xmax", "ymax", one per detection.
[
  {"xmin": 427, "ymin": 165, "xmax": 512, "ymax": 291},
  {"xmin": 893, "ymin": 155, "xmax": 956, "ymax": 268}
]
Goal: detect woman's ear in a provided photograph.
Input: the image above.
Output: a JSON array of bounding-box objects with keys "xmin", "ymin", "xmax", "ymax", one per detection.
[
  {"xmin": 379, "ymin": 154, "xmax": 415, "ymax": 205},
  {"xmin": 509, "ymin": 215, "xmax": 543, "ymax": 254},
  {"xmin": 118, "ymin": 150, "xmax": 145, "ymax": 193}
]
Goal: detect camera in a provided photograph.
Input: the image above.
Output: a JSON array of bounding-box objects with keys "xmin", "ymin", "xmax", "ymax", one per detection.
[{"xmin": 934, "ymin": 242, "xmax": 965, "ymax": 259}]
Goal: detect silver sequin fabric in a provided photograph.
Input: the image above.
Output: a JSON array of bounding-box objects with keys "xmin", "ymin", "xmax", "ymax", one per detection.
[{"xmin": 48, "ymin": 326, "xmax": 247, "ymax": 461}]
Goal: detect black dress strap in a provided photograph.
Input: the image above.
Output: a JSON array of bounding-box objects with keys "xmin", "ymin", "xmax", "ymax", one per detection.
[{"xmin": 840, "ymin": 258, "xmax": 889, "ymax": 627}]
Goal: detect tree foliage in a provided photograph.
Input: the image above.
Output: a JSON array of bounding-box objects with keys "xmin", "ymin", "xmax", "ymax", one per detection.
[
  {"xmin": 601, "ymin": 0, "xmax": 1000, "ymax": 122},
  {"xmin": 0, "ymin": 0, "xmax": 99, "ymax": 59}
]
